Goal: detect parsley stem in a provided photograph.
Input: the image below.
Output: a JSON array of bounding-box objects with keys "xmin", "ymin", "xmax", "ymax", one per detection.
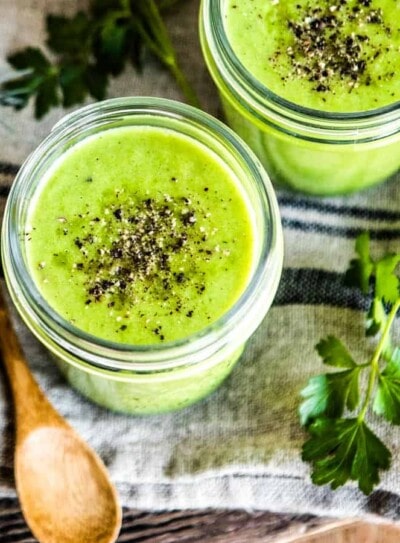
[
  {"xmin": 137, "ymin": 0, "xmax": 200, "ymax": 108},
  {"xmin": 167, "ymin": 60, "xmax": 201, "ymax": 108},
  {"xmin": 358, "ymin": 298, "xmax": 400, "ymax": 421}
]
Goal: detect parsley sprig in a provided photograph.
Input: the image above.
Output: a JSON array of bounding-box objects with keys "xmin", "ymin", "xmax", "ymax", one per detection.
[
  {"xmin": 0, "ymin": 0, "xmax": 199, "ymax": 119},
  {"xmin": 300, "ymin": 233, "xmax": 400, "ymax": 495}
]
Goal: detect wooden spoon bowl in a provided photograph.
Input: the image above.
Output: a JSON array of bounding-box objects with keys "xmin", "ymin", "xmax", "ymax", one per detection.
[
  {"xmin": 0, "ymin": 289, "xmax": 122, "ymax": 543},
  {"xmin": 16, "ymin": 427, "xmax": 121, "ymax": 543}
]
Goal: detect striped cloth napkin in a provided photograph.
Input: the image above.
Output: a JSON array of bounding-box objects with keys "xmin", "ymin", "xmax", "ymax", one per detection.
[{"xmin": 1, "ymin": 0, "xmax": 400, "ymax": 524}]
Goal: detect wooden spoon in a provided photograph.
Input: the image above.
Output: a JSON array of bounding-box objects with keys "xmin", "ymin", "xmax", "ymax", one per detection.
[{"xmin": 0, "ymin": 289, "xmax": 122, "ymax": 543}]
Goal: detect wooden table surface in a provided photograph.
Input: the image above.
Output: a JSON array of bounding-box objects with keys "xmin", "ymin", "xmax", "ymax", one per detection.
[{"xmin": 2, "ymin": 498, "xmax": 400, "ymax": 542}]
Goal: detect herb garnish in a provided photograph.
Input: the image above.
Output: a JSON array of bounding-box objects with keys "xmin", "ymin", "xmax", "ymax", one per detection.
[
  {"xmin": 0, "ymin": 0, "xmax": 199, "ymax": 119},
  {"xmin": 300, "ymin": 233, "xmax": 400, "ymax": 495}
]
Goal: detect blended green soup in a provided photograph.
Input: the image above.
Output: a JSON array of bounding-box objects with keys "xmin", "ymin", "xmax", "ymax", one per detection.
[
  {"xmin": 26, "ymin": 126, "xmax": 256, "ymax": 344},
  {"xmin": 201, "ymin": 0, "xmax": 400, "ymax": 194},
  {"xmin": 225, "ymin": 0, "xmax": 400, "ymax": 112}
]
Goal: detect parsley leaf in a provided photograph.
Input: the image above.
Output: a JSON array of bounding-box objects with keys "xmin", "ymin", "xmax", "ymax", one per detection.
[
  {"xmin": 0, "ymin": 0, "xmax": 199, "ymax": 119},
  {"xmin": 374, "ymin": 355, "xmax": 400, "ymax": 424},
  {"xmin": 366, "ymin": 253, "xmax": 400, "ymax": 336},
  {"xmin": 366, "ymin": 297, "xmax": 387, "ymax": 337},
  {"xmin": 300, "ymin": 337, "xmax": 360, "ymax": 425},
  {"xmin": 0, "ymin": 47, "xmax": 60, "ymax": 117},
  {"xmin": 300, "ymin": 369, "xmax": 360, "ymax": 425},
  {"xmin": 7, "ymin": 47, "xmax": 51, "ymax": 72},
  {"xmin": 345, "ymin": 232, "xmax": 400, "ymax": 335},
  {"xmin": 34, "ymin": 75, "xmax": 60, "ymax": 118},
  {"xmin": 46, "ymin": 13, "xmax": 93, "ymax": 56},
  {"xmin": 345, "ymin": 232, "xmax": 373, "ymax": 294},
  {"xmin": 375, "ymin": 254, "xmax": 400, "ymax": 305},
  {"xmin": 316, "ymin": 336, "xmax": 356, "ymax": 368},
  {"xmin": 59, "ymin": 64, "xmax": 89, "ymax": 107},
  {"xmin": 300, "ymin": 233, "xmax": 400, "ymax": 495},
  {"xmin": 95, "ymin": 13, "xmax": 130, "ymax": 75},
  {"xmin": 302, "ymin": 418, "xmax": 391, "ymax": 495}
]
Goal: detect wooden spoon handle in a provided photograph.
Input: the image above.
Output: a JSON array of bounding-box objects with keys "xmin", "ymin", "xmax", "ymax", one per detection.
[{"xmin": 0, "ymin": 288, "xmax": 64, "ymax": 438}]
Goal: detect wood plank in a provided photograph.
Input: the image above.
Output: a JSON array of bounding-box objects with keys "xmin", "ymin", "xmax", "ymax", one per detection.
[
  {"xmin": 116, "ymin": 510, "xmax": 330, "ymax": 542},
  {"xmin": 283, "ymin": 519, "xmax": 400, "ymax": 543},
  {"xmin": 1, "ymin": 499, "xmax": 400, "ymax": 542}
]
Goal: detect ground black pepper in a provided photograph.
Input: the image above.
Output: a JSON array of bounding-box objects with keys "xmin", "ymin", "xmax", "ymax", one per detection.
[
  {"xmin": 65, "ymin": 188, "xmax": 224, "ymax": 340},
  {"xmin": 273, "ymin": 0, "xmax": 393, "ymax": 93}
]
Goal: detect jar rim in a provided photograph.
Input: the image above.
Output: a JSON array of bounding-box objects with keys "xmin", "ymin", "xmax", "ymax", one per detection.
[
  {"xmin": 201, "ymin": 0, "xmax": 400, "ymax": 140},
  {"xmin": 2, "ymin": 97, "xmax": 283, "ymax": 373}
]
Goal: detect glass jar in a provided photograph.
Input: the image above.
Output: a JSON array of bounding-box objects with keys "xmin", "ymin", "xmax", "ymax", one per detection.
[
  {"xmin": 200, "ymin": 0, "xmax": 400, "ymax": 196},
  {"xmin": 2, "ymin": 97, "xmax": 283, "ymax": 415}
]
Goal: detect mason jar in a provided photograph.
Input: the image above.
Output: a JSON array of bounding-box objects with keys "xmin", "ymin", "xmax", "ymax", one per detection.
[
  {"xmin": 2, "ymin": 97, "xmax": 283, "ymax": 414},
  {"xmin": 200, "ymin": 0, "xmax": 400, "ymax": 195}
]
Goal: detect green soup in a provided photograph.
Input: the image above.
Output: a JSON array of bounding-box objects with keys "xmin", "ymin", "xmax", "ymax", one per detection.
[
  {"xmin": 225, "ymin": 0, "xmax": 400, "ymax": 112},
  {"xmin": 26, "ymin": 126, "xmax": 256, "ymax": 345},
  {"xmin": 201, "ymin": 0, "xmax": 400, "ymax": 195}
]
